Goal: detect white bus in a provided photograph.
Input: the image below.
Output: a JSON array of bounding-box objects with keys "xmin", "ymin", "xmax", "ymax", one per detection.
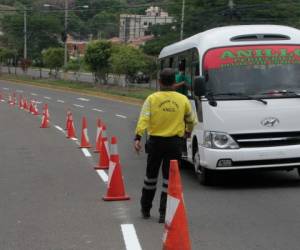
[{"xmin": 158, "ymin": 25, "xmax": 300, "ymax": 185}]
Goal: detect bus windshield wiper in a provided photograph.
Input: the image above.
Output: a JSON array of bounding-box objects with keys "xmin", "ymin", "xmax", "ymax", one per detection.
[
  {"xmin": 212, "ymin": 92, "xmax": 268, "ymax": 105},
  {"xmin": 206, "ymin": 92, "xmax": 217, "ymax": 107},
  {"xmin": 260, "ymin": 90, "xmax": 300, "ymax": 97}
]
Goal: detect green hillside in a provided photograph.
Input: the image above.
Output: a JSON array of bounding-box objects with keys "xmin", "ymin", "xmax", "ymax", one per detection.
[{"xmin": 1, "ymin": 0, "xmax": 300, "ymax": 58}]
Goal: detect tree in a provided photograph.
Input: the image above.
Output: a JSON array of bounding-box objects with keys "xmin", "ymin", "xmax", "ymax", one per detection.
[
  {"xmin": 0, "ymin": 11, "xmax": 62, "ymax": 62},
  {"xmin": 0, "ymin": 48, "xmax": 17, "ymax": 65},
  {"xmin": 0, "ymin": 47, "xmax": 17, "ymax": 74},
  {"xmin": 142, "ymin": 24, "xmax": 178, "ymax": 56},
  {"xmin": 42, "ymin": 47, "xmax": 64, "ymax": 78},
  {"xmin": 110, "ymin": 44, "xmax": 150, "ymax": 85},
  {"xmin": 88, "ymin": 11, "xmax": 119, "ymax": 39},
  {"xmin": 84, "ymin": 40, "xmax": 112, "ymax": 85}
]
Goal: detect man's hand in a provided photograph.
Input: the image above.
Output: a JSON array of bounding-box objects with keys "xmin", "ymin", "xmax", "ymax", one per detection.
[
  {"xmin": 185, "ymin": 132, "xmax": 191, "ymax": 138},
  {"xmin": 172, "ymin": 81, "xmax": 185, "ymax": 90},
  {"xmin": 134, "ymin": 140, "xmax": 142, "ymax": 154}
]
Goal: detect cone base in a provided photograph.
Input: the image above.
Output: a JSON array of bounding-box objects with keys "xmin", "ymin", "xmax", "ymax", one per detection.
[
  {"xmin": 80, "ymin": 145, "xmax": 92, "ymax": 148},
  {"xmin": 103, "ymin": 195, "xmax": 130, "ymax": 201},
  {"xmin": 93, "ymin": 150, "xmax": 100, "ymax": 153},
  {"xmin": 94, "ymin": 165, "xmax": 109, "ymax": 170},
  {"xmin": 67, "ymin": 136, "xmax": 77, "ymax": 139}
]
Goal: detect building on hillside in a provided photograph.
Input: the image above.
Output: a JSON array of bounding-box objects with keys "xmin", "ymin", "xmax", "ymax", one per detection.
[
  {"xmin": 108, "ymin": 37, "xmax": 123, "ymax": 44},
  {"xmin": 66, "ymin": 35, "xmax": 88, "ymax": 58},
  {"xmin": 119, "ymin": 6, "xmax": 174, "ymax": 43},
  {"xmin": 127, "ymin": 35, "xmax": 155, "ymax": 47}
]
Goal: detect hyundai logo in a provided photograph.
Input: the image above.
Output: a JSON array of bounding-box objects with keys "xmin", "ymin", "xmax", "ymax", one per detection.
[{"xmin": 261, "ymin": 117, "xmax": 280, "ymax": 127}]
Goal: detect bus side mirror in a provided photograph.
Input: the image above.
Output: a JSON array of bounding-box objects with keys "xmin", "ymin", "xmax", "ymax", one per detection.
[{"xmin": 193, "ymin": 76, "xmax": 206, "ymax": 97}]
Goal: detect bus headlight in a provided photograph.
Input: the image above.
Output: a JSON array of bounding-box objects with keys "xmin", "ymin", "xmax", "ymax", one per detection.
[{"xmin": 203, "ymin": 131, "xmax": 239, "ymax": 149}]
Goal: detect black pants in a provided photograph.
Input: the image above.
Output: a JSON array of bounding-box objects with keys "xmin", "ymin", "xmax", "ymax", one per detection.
[{"xmin": 140, "ymin": 136, "xmax": 182, "ymax": 215}]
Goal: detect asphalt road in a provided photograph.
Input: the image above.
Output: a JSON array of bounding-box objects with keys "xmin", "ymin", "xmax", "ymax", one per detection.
[{"xmin": 1, "ymin": 79, "xmax": 300, "ymax": 250}]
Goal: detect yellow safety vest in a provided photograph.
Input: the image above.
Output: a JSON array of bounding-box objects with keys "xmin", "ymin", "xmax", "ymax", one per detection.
[{"xmin": 135, "ymin": 91, "xmax": 197, "ymax": 138}]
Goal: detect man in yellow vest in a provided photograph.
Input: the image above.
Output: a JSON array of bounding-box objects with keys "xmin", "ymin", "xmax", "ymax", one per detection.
[{"xmin": 134, "ymin": 68, "xmax": 197, "ymax": 223}]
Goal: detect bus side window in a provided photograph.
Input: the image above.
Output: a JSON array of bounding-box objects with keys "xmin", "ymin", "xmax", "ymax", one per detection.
[
  {"xmin": 195, "ymin": 63, "xmax": 200, "ymax": 76},
  {"xmin": 178, "ymin": 59, "xmax": 186, "ymax": 72},
  {"xmin": 169, "ymin": 57, "xmax": 174, "ymax": 68},
  {"xmin": 160, "ymin": 60, "xmax": 164, "ymax": 70}
]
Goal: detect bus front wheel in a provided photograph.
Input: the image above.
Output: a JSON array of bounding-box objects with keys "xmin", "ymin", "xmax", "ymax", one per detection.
[{"xmin": 193, "ymin": 149, "xmax": 213, "ymax": 186}]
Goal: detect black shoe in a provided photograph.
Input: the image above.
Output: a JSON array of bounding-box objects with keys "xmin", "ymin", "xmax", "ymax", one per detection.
[
  {"xmin": 141, "ymin": 209, "xmax": 150, "ymax": 219},
  {"xmin": 158, "ymin": 213, "xmax": 165, "ymax": 223}
]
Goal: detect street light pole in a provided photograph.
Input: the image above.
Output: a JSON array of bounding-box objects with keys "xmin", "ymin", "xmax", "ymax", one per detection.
[
  {"xmin": 24, "ymin": 7, "xmax": 27, "ymax": 59},
  {"xmin": 180, "ymin": 0, "xmax": 185, "ymax": 40},
  {"xmin": 228, "ymin": 0, "xmax": 235, "ymax": 10},
  {"xmin": 64, "ymin": 0, "xmax": 68, "ymax": 67},
  {"xmin": 43, "ymin": 2, "xmax": 88, "ymax": 68}
]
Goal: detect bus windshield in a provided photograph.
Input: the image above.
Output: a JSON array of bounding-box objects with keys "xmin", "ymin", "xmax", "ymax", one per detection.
[{"xmin": 203, "ymin": 45, "xmax": 300, "ymax": 99}]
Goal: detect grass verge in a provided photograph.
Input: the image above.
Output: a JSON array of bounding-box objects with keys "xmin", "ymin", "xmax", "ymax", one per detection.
[{"xmin": 0, "ymin": 74, "xmax": 155, "ymax": 105}]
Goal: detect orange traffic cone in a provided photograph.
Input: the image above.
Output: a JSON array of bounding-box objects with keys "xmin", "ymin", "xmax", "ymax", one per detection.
[
  {"xmin": 94, "ymin": 125, "xmax": 109, "ymax": 169},
  {"xmin": 66, "ymin": 112, "xmax": 77, "ymax": 139},
  {"xmin": 103, "ymin": 136, "xmax": 130, "ymax": 201},
  {"xmin": 23, "ymin": 98, "xmax": 28, "ymax": 110},
  {"xmin": 162, "ymin": 160, "xmax": 191, "ymax": 250},
  {"xmin": 109, "ymin": 136, "xmax": 120, "ymax": 164},
  {"xmin": 40, "ymin": 104, "xmax": 50, "ymax": 128},
  {"xmin": 94, "ymin": 119, "xmax": 102, "ymax": 153},
  {"xmin": 19, "ymin": 96, "xmax": 23, "ymax": 109},
  {"xmin": 79, "ymin": 116, "xmax": 92, "ymax": 148},
  {"xmin": 32, "ymin": 101, "xmax": 40, "ymax": 115},
  {"xmin": 12, "ymin": 93, "xmax": 16, "ymax": 105},
  {"xmin": 8, "ymin": 94, "xmax": 12, "ymax": 105},
  {"xmin": 29, "ymin": 100, "xmax": 34, "ymax": 113},
  {"xmin": 65, "ymin": 110, "xmax": 71, "ymax": 130}
]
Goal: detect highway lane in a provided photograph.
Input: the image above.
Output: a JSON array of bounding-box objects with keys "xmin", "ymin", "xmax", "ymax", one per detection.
[
  {"xmin": 0, "ymin": 101, "xmax": 137, "ymax": 250},
  {"xmin": 1, "ymin": 79, "xmax": 300, "ymax": 250},
  {"xmin": 0, "ymin": 80, "xmax": 165, "ymax": 250}
]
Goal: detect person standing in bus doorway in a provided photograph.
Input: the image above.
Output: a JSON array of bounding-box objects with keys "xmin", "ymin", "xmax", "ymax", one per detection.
[
  {"xmin": 134, "ymin": 68, "xmax": 196, "ymax": 223},
  {"xmin": 173, "ymin": 60, "xmax": 191, "ymax": 96}
]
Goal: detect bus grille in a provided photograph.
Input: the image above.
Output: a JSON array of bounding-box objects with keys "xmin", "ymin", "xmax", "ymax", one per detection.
[{"xmin": 231, "ymin": 131, "xmax": 300, "ymax": 148}]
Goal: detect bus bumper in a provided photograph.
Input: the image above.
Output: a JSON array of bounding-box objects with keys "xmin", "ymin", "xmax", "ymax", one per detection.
[{"xmin": 199, "ymin": 145, "xmax": 300, "ymax": 170}]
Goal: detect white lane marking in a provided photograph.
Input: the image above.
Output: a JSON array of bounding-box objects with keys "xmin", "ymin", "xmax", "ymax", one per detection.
[
  {"xmin": 57, "ymin": 100, "xmax": 65, "ymax": 103},
  {"xmin": 31, "ymin": 93, "xmax": 37, "ymax": 96},
  {"xmin": 92, "ymin": 108, "xmax": 104, "ymax": 112},
  {"xmin": 116, "ymin": 114, "xmax": 127, "ymax": 119},
  {"xmin": 121, "ymin": 224, "xmax": 142, "ymax": 250},
  {"xmin": 54, "ymin": 125, "xmax": 64, "ymax": 132},
  {"xmin": 75, "ymin": 141, "xmax": 80, "ymax": 146},
  {"xmin": 1, "ymin": 100, "xmax": 5, "ymax": 102},
  {"xmin": 44, "ymin": 96, "xmax": 51, "ymax": 100},
  {"xmin": 81, "ymin": 148, "xmax": 92, "ymax": 157},
  {"xmin": 77, "ymin": 97, "xmax": 90, "ymax": 102},
  {"xmin": 96, "ymin": 170, "xmax": 108, "ymax": 183},
  {"xmin": 3, "ymin": 87, "xmax": 9, "ymax": 90},
  {"xmin": 36, "ymin": 101, "xmax": 42, "ymax": 104},
  {"xmin": 16, "ymin": 90, "xmax": 24, "ymax": 93},
  {"xmin": 73, "ymin": 104, "xmax": 84, "ymax": 108}
]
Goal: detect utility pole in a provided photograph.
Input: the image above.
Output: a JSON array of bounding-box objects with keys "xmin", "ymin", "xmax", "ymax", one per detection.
[
  {"xmin": 228, "ymin": 0, "xmax": 235, "ymax": 19},
  {"xmin": 24, "ymin": 7, "xmax": 27, "ymax": 59},
  {"xmin": 180, "ymin": 0, "xmax": 185, "ymax": 40},
  {"xmin": 228, "ymin": 0, "xmax": 235, "ymax": 10},
  {"xmin": 44, "ymin": 2, "xmax": 88, "ymax": 68},
  {"xmin": 64, "ymin": 0, "xmax": 68, "ymax": 67}
]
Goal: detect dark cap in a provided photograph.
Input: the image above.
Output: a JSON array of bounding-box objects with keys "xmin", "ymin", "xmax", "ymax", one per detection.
[{"xmin": 159, "ymin": 68, "xmax": 175, "ymax": 86}]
